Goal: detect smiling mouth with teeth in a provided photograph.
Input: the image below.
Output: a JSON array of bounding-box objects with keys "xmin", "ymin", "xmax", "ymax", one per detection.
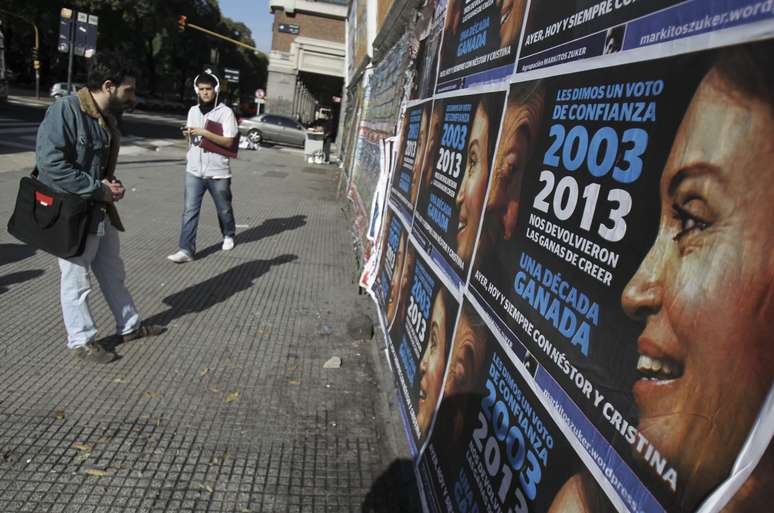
[{"xmin": 636, "ymin": 354, "xmax": 684, "ymax": 381}]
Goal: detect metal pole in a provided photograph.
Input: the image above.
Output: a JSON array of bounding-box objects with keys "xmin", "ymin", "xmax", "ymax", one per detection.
[
  {"xmin": 33, "ymin": 24, "xmax": 39, "ymax": 99},
  {"xmin": 66, "ymin": 15, "xmax": 74, "ymax": 93},
  {"xmin": 186, "ymin": 22, "xmax": 267, "ymax": 57}
]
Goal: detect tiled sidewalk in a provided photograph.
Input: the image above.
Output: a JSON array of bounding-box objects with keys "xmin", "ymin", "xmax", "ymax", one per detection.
[{"xmin": 0, "ymin": 145, "xmax": 418, "ymax": 512}]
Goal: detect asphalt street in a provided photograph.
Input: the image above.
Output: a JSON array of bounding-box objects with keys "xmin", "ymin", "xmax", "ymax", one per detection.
[{"xmin": 0, "ymin": 98, "xmax": 418, "ymax": 512}]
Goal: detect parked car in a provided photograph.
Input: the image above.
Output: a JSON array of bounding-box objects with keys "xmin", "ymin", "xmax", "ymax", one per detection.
[
  {"xmin": 50, "ymin": 82, "xmax": 83, "ymax": 98},
  {"xmin": 238, "ymin": 114, "xmax": 306, "ymax": 147}
]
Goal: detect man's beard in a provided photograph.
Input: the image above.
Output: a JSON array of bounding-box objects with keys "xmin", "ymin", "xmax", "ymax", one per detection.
[
  {"xmin": 199, "ymin": 97, "xmax": 215, "ymax": 115},
  {"xmin": 107, "ymin": 93, "xmax": 128, "ymax": 115}
]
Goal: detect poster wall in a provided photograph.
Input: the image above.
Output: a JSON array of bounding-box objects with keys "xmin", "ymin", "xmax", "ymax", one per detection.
[
  {"xmin": 435, "ymin": 0, "xmax": 528, "ymax": 92},
  {"xmin": 390, "ymin": 99, "xmax": 434, "ymax": 224},
  {"xmin": 412, "ymin": 0, "xmax": 448, "ymax": 100},
  {"xmin": 419, "ymin": 301, "xmax": 619, "ymax": 513},
  {"xmin": 517, "ymin": 0, "xmax": 774, "ymax": 73},
  {"xmin": 412, "ymin": 89, "xmax": 507, "ymax": 291},
  {"xmin": 385, "ymin": 240, "xmax": 460, "ymax": 451},
  {"xmin": 360, "ymin": 2, "xmax": 774, "ymax": 512}
]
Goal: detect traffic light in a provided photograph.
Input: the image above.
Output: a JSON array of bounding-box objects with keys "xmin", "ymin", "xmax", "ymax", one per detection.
[{"xmin": 177, "ymin": 15, "xmax": 187, "ymax": 32}]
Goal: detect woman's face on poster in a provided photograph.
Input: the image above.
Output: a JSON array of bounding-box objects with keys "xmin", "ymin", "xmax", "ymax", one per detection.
[
  {"xmin": 411, "ymin": 108, "xmax": 430, "ymax": 204},
  {"xmin": 392, "ymin": 248, "xmax": 417, "ymax": 330},
  {"xmin": 621, "ymin": 70, "xmax": 774, "ymax": 505},
  {"xmin": 496, "ymin": 0, "xmax": 526, "ymax": 49},
  {"xmin": 417, "ymin": 292, "xmax": 449, "ymax": 437},
  {"xmin": 456, "ymin": 100, "xmax": 491, "ymax": 265},
  {"xmin": 386, "ymin": 234, "xmax": 406, "ymax": 324},
  {"xmin": 421, "ymin": 106, "xmax": 444, "ymax": 191},
  {"xmin": 487, "ymin": 90, "xmax": 544, "ymax": 242}
]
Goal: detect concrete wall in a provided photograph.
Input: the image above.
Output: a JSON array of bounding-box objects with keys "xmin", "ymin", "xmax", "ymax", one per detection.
[{"xmin": 265, "ymin": 69, "xmax": 296, "ymax": 116}]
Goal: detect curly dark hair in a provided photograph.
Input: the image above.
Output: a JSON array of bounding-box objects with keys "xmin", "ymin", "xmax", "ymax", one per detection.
[{"xmin": 86, "ymin": 51, "xmax": 137, "ymax": 91}]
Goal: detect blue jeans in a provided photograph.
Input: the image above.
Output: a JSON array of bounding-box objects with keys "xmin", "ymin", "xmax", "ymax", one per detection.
[
  {"xmin": 58, "ymin": 223, "xmax": 141, "ymax": 348},
  {"xmin": 179, "ymin": 173, "xmax": 235, "ymax": 256}
]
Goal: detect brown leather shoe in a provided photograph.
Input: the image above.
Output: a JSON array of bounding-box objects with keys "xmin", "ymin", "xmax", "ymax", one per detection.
[
  {"xmin": 72, "ymin": 341, "xmax": 118, "ymax": 364},
  {"xmin": 122, "ymin": 323, "xmax": 166, "ymax": 343}
]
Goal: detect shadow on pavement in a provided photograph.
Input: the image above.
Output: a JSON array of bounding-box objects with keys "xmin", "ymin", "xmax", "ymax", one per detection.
[
  {"xmin": 111, "ymin": 254, "xmax": 298, "ymax": 349},
  {"xmin": 361, "ymin": 459, "xmax": 421, "ymax": 513},
  {"xmin": 194, "ymin": 214, "xmax": 307, "ymax": 260},
  {"xmin": 0, "ymin": 243, "xmax": 37, "ymax": 266},
  {"xmin": 0, "ymin": 269, "xmax": 45, "ymax": 294}
]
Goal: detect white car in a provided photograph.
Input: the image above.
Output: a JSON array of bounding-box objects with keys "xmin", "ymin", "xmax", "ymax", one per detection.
[{"xmin": 50, "ymin": 82, "xmax": 83, "ymax": 99}]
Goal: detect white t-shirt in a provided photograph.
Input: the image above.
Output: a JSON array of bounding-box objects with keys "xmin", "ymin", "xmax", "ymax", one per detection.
[{"xmin": 185, "ymin": 102, "xmax": 238, "ymax": 178}]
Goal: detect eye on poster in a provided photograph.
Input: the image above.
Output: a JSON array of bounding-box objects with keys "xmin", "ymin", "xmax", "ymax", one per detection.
[
  {"xmin": 468, "ymin": 40, "xmax": 774, "ymax": 513},
  {"xmin": 419, "ymin": 301, "xmax": 619, "ymax": 513},
  {"xmin": 436, "ymin": 0, "xmax": 528, "ymax": 93},
  {"xmin": 517, "ymin": 0, "xmax": 774, "ymax": 73},
  {"xmin": 391, "ymin": 100, "xmax": 435, "ymax": 224},
  {"xmin": 412, "ymin": 89, "xmax": 506, "ymax": 292},
  {"xmin": 387, "ymin": 240, "xmax": 461, "ymax": 452}
]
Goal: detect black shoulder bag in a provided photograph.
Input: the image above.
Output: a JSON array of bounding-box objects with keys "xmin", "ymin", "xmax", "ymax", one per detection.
[{"xmin": 7, "ymin": 169, "xmax": 93, "ymax": 259}]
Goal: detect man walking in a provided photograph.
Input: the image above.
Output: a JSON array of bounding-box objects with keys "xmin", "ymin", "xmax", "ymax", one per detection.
[
  {"xmin": 35, "ymin": 57, "xmax": 164, "ymax": 364},
  {"xmin": 167, "ymin": 71, "xmax": 238, "ymax": 263}
]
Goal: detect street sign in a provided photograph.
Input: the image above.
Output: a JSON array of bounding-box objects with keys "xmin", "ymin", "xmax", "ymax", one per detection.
[
  {"xmin": 278, "ymin": 23, "xmax": 300, "ymax": 35},
  {"xmin": 223, "ymin": 67, "xmax": 240, "ymax": 84},
  {"xmin": 255, "ymin": 88, "xmax": 265, "ymax": 99},
  {"xmin": 74, "ymin": 13, "xmax": 98, "ymax": 58},
  {"xmin": 58, "ymin": 8, "xmax": 74, "ymax": 54}
]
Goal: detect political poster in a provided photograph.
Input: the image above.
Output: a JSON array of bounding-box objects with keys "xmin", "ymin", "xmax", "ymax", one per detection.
[
  {"xmin": 419, "ymin": 301, "xmax": 619, "ymax": 513},
  {"xmin": 390, "ymin": 100, "xmax": 434, "ymax": 224},
  {"xmin": 372, "ymin": 206, "xmax": 411, "ymax": 329},
  {"xmin": 436, "ymin": 0, "xmax": 528, "ymax": 93},
  {"xmin": 412, "ymin": 89, "xmax": 506, "ymax": 292},
  {"xmin": 467, "ymin": 39, "xmax": 774, "ymax": 513},
  {"xmin": 386, "ymin": 241, "xmax": 461, "ymax": 452},
  {"xmin": 413, "ymin": 0, "xmax": 448, "ymax": 100},
  {"xmin": 517, "ymin": 0, "xmax": 774, "ymax": 73}
]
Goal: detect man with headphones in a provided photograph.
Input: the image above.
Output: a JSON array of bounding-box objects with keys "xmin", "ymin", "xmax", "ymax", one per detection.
[{"xmin": 168, "ymin": 70, "xmax": 238, "ymax": 263}]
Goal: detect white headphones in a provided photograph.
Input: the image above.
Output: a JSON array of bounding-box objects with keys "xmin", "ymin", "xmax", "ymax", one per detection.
[{"xmin": 193, "ymin": 70, "xmax": 220, "ymax": 94}]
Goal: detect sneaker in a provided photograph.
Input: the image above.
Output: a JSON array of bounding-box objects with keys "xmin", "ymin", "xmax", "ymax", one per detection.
[
  {"xmin": 72, "ymin": 341, "xmax": 118, "ymax": 364},
  {"xmin": 122, "ymin": 323, "xmax": 166, "ymax": 343},
  {"xmin": 167, "ymin": 250, "xmax": 193, "ymax": 263},
  {"xmin": 222, "ymin": 236, "xmax": 235, "ymax": 251}
]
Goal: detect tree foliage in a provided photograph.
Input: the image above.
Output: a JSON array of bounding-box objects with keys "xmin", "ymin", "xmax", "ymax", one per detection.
[{"xmin": 0, "ymin": 0, "xmax": 268, "ymax": 101}]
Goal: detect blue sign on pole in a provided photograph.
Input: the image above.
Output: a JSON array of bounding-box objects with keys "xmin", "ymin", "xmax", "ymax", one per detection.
[{"xmin": 57, "ymin": 8, "xmax": 74, "ymax": 54}]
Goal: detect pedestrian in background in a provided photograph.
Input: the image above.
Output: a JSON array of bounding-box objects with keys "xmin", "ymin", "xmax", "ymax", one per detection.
[
  {"xmin": 35, "ymin": 55, "xmax": 164, "ymax": 364},
  {"xmin": 323, "ymin": 114, "xmax": 337, "ymax": 164},
  {"xmin": 168, "ymin": 71, "xmax": 238, "ymax": 263}
]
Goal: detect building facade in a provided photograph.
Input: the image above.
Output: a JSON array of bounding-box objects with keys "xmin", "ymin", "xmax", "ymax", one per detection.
[{"xmin": 266, "ymin": 0, "xmax": 347, "ymax": 123}]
